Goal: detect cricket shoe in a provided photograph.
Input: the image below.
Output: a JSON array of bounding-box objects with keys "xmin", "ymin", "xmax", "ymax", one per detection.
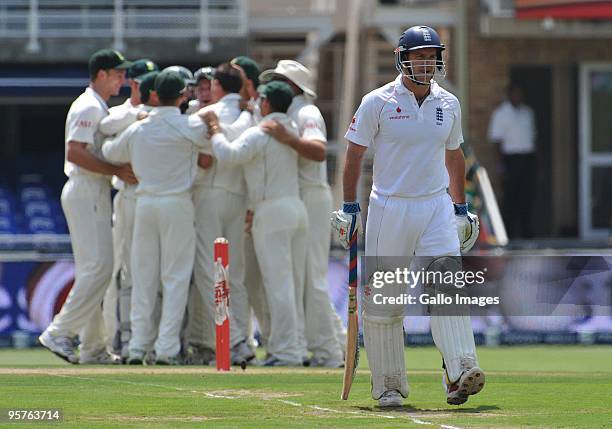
[
  {"xmin": 156, "ymin": 354, "xmax": 181, "ymax": 365},
  {"xmin": 38, "ymin": 331, "xmax": 78, "ymax": 364},
  {"xmin": 310, "ymin": 356, "xmax": 344, "ymax": 368},
  {"xmin": 378, "ymin": 390, "xmax": 403, "ymax": 407},
  {"xmin": 185, "ymin": 344, "xmax": 215, "ymax": 365},
  {"xmin": 260, "ymin": 357, "xmax": 302, "ymax": 367},
  {"xmin": 80, "ymin": 350, "xmax": 121, "ymax": 365},
  {"xmin": 127, "ymin": 350, "xmax": 145, "ymax": 365},
  {"xmin": 231, "ymin": 340, "xmax": 256, "ymax": 365},
  {"xmin": 444, "ymin": 365, "xmax": 486, "ymax": 405}
]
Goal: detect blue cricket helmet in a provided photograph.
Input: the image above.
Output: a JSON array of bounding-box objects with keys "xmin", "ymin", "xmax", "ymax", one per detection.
[{"xmin": 395, "ymin": 26, "xmax": 446, "ymax": 84}]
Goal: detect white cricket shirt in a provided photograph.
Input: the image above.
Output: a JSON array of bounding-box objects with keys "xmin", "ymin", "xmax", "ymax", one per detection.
[
  {"xmin": 488, "ymin": 101, "xmax": 536, "ymax": 154},
  {"xmin": 102, "ymin": 106, "xmax": 208, "ymax": 196},
  {"xmin": 210, "ymin": 112, "xmax": 300, "ymax": 207},
  {"xmin": 345, "ymin": 75, "xmax": 463, "ymax": 198},
  {"xmin": 64, "ymin": 87, "xmax": 109, "ymax": 178},
  {"xmin": 192, "ymin": 93, "xmax": 249, "ymax": 196},
  {"xmin": 286, "ymin": 95, "xmax": 329, "ymax": 189}
]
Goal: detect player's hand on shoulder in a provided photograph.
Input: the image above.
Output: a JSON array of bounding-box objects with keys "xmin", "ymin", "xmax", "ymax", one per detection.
[
  {"xmin": 116, "ymin": 163, "xmax": 138, "ymax": 185},
  {"xmin": 331, "ymin": 202, "xmax": 362, "ymax": 250},
  {"xmin": 198, "ymin": 153, "xmax": 214, "ymax": 169},
  {"xmin": 261, "ymin": 120, "xmax": 291, "ymax": 145},
  {"xmin": 201, "ymin": 111, "xmax": 220, "ymax": 136},
  {"xmin": 454, "ymin": 203, "xmax": 479, "ymax": 253}
]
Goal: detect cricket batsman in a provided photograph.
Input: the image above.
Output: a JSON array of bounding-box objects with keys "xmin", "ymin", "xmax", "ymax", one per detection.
[{"xmin": 332, "ymin": 26, "xmax": 484, "ymax": 406}]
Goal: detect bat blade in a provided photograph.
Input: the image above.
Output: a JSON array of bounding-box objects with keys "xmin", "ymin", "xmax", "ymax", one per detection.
[{"xmin": 341, "ymin": 232, "xmax": 359, "ymax": 400}]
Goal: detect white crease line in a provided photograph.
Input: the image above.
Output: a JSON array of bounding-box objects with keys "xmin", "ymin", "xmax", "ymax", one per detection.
[
  {"xmin": 51, "ymin": 373, "xmax": 463, "ymax": 428},
  {"xmin": 278, "ymin": 400, "xmax": 302, "ymax": 407}
]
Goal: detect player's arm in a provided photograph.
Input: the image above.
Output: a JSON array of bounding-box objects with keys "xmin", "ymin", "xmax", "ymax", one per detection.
[
  {"xmin": 203, "ymin": 111, "xmax": 260, "ymax": 165},
  {"xmin": 99, "ymin": 103, "xmax": 139, "ymax": 136},
  {"xmin": 343, "ymin": 142, "xmax": 367, "ymax": 201},
  {"xmin": 445, "ymin": 148, "xmax": 466, "ymax": 204},
  {"xmin": 69, "ymin": 140, "xmax": 136, "ymax": 184},
  {"xmin": 260, "ymin": 120, "xmax": 326, "ymax": 162}
]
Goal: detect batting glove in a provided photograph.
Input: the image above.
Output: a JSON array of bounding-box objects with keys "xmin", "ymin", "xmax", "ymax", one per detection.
[
  {"xmin": 331, "ymin": 202, "xmax": 362, "ymax": 250},
  {"xmin": 454, "ymin": 203, "xmax": 480, "ymax": 253}
]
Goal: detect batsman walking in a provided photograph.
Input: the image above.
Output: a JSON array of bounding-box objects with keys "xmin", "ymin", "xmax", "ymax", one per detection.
[{"xmin": 332, "ymin": 26, "xmax": 483, "ymax": 406}]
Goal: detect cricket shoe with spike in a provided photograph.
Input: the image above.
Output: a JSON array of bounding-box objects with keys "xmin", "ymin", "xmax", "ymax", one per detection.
[
  {"xmin": 378, "ymin": 390, "xmax": 403, "ymax": 407},
  {"xmin": 80, "ymin": 350, "xmax": 121, "ymax": 365},
  {"xmin": 444, "ymin": 365, "xmax": 486, "ymax": 405},
  {"xmin": 38, "ymin": 331, "xmax": 78, "ymax": 364}
]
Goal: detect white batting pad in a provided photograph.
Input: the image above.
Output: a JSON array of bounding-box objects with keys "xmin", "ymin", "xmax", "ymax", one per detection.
[
  {"xmin": 430, "ymin": 315, "xmax": 478, "ymax": 383},
  {"xmin": 363, "ymin": 314, "xmax": 409, "ymax": 399}
]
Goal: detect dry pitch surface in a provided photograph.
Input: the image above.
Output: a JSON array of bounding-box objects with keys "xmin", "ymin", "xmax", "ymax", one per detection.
[{"xmin": 1, "ymin": 346, "xmax": 611, "ymax": 428}]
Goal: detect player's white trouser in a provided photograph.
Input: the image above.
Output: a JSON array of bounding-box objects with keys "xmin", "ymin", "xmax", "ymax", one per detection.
[
  {"xmin": 251, "ymin": 197, "xmax": 308, "ymax": 364},
  {"xmin": 301, "ymin": 185, "xmax": 343, "ymax": 362},
  {"xmin": 47, "ymin": 176, "xmax": 113, "ymax": 357},
  {"xmin": 243, "ymin": 233, "xmax": 270, "ymax": 347},
  {"xmin": 129, "ymin": 193, "xmax": 195, "ymax": 358},
  {"xmin": 103, "ymin": 187, "xmax": 136, "ymax": 355},
  {"xmin": 192, "ymin": 187, "xmax": 249, "ymax": 349},
  {"xmin": 363, "ymin": 190, "xmax": 478, "ymax": 395}
]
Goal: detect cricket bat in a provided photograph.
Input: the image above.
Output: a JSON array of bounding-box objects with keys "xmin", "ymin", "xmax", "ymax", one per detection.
[{"xmin": 341, "ymin": 232, "xmax": 359, "ymax": 400}]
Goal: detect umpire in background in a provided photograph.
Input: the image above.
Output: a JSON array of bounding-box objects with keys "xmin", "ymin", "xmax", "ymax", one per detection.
[{"xmin": 488, "ymin": 81, "xmax": 537, "ymax": 239}]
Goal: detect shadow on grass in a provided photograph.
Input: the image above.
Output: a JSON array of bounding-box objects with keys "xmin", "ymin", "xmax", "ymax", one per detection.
[{"xmin": 357, "ymin": 404, "xmax": 500, "ymax": 414}]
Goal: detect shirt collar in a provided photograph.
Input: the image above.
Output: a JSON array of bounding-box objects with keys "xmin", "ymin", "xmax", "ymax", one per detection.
[
  {"xmin": 86, "ymin": 86, "xmax": 109, "ymax": 112},
  {"xmin": 149, "ymin": 106, "xmax": 181, "ymax": 117},
  {"xmin": 393, "ymin": 74, "xmax": 442, "ymax": 99}
]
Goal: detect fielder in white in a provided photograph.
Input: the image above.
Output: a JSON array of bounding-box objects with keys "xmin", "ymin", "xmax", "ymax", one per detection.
[
  {"xmin": 202, "ymin": 81, "xmax": 308, "ymax": 366},
  {"xmin": 38, "ymin": 49, "xmax": 135, "ymax": 364},
  {"xmin": 190, "ymin": 63, "xmax": 254, "ymax": 364},
  {"xmin": 259, "ymin": 60, "xmax": 344, "ymax": 367},
  {"xmin": 102, "ymin": 70, "xmax": 207, "ymax": 364},
  {"xmin": 332, "ymin": 26, "xmax": 483, "ymax": 406},
  {"xmin": 99, "ymin": 63, "xmax": 159, "ymax": 361}
]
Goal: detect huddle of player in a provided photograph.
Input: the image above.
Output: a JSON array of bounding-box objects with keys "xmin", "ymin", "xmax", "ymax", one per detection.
[{"xmin": 38, "ymin": 49, "xmax": 345, "ymax": 367}]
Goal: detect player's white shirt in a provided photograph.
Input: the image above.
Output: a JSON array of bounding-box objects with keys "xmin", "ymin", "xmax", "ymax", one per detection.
[
  {"xmin": 192, "ymin": 93, "xmax": 249, "ymax": 196},
  {"xmin": 286, "ymin": 95, "xmax": 329, "ymax": 189},
  {"xmin": 64, "ymin": 87, "xmax": 109, "ymax": 178},
  {"xmin": 102, "ymin": 106, "xmax": 208, "ymax": 196},
  {"xmin": 488, "ymin": 100, "xmax": 536, "ymax": 154},
  {"xmin": 345, "ymin": 75, "xmax": 463, "ymax": 198},
  {"xmin": 210, "ymin": 112, "xmax": 300, "ymax": 206},
  {"xmin": 185, "ymin": 99, "xmax": 200, "ymax": 115},
  {"xmin": 100, "ymin": 100, "xmax": 153, "ymax": 191}
]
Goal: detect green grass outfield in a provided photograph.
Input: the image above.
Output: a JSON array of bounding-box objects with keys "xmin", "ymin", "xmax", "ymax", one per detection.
[{"xmin": 0, "ymin": 346, "xmax": 611, "ymax": 428}]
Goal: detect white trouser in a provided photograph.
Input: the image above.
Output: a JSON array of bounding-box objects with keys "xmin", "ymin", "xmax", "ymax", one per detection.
[
  {"xmin": 47, "ymin": 175, "xmax": 113, "ymax": 357},
  {"xmin": 243, "ymin": 233, "xmax": 270, "ymax": 347},
  {"xmin": 192, "ymin": 186, "xmax": 249, "ymax": 349},
  {"xmin": 129, "ymin": 193, "xmax": 195, "ymax": 358},
  {"xmin": 103, "ymin": 187, "xmax": 136, "ymax": 355},
  {"xmin": 251, "ymin": 197, "xmax": 308, "ymax": 364},
  {"xmin": 363, "ymin": 190, "xmax": 476, "ymax": 394},
  {"xmin": 301, "ymin": 185, "xmax": 343, "ymax": 362}
]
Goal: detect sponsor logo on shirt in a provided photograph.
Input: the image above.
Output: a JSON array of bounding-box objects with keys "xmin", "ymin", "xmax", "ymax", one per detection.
[
  {"xmin": 389, "ymin": 114, "xmax": 411, "ymax": 120},
  {"xmin": 349, "ymin": 116, "xmax": 357, "ymax": 132},
  {"xmin": 436, "ymin": 107, "xmax": 443, "ymax": 125},
  {"xmin": 77, "ymin": 120, "xmax": 93, "ymax": 128}
]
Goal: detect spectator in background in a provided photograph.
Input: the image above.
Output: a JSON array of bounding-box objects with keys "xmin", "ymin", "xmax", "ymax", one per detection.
[{"xmin": 488, "ymin": 81, "xmax": 536, "ymax": 239}]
